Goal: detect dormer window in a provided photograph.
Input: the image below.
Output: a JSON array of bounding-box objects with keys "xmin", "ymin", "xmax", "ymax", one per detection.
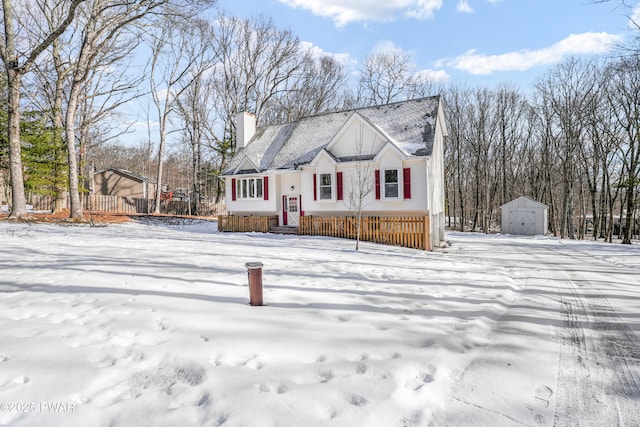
[
  {"xmin": 384, "ymin": 169, "xmax": 399, "ymax": 198},
  {"xmin": 319, "ymin": 174, "xmax": 332, "ymax": 200}
]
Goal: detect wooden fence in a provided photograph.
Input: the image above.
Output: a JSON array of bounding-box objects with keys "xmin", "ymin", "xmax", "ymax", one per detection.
[
  {"xmin": 218, "ymin": 215, "xmax": 278, "ymax": 233},
  {"xmin": 27, "ymin": 194, "xmax": 227, "ymax": 217},
  {"xmin": 299, "ymin": 215, "xmax": 431, "ymax": 250}
]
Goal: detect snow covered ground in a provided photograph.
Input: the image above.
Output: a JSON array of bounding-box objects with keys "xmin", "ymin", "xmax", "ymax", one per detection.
[{"xmin": 0, "ymin": 218, "xmax": 638, "ymax": 427}]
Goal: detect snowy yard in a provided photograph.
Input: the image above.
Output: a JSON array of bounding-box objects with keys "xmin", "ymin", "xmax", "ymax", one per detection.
[{"xmin": 0, "ymin": 218, "xmax": 639, "ymax": 427}]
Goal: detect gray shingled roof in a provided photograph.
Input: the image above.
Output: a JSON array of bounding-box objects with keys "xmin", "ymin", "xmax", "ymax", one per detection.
[
  {"xmin": 97, "ymin": 168, "xmax": 157, "ymax": 184},
  {"xmin": 224, "ymin": 96, "xmax": 442, "ymax": 175}
]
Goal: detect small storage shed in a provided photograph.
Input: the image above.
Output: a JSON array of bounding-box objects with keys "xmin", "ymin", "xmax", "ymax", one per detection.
[{"xmin": 501, "ymin": 196, "xmax": 548, "ymax": 236}]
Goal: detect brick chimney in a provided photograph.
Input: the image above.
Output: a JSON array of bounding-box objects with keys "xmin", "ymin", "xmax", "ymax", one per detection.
[{"xmin": 236, "ymin": 112, "xmax": 256, "ymax": 150}]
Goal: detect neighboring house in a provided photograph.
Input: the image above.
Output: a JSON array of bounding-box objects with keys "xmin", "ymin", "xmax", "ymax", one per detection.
[
  {"xmin": 501, "ymin": 196, "xmax": 548, "ymax": 236},
  {"xmin": 91, "ymin": 168, "xmax": 160, "ymax": 198},
  {"xmin": 222, "ymin": 96, "xmax": 448, "ymax": 246}
]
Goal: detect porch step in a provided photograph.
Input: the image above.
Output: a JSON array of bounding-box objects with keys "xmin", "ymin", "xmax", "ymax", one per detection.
[{"xmin": 270, "ymin": 226, "xmax": 299, "ymax": 235}]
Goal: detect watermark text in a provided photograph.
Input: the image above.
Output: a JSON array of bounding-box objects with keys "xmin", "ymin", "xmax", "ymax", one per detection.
[{"xmin": 0, "ymin": 402, "xmax": 76, "ymax": 413}]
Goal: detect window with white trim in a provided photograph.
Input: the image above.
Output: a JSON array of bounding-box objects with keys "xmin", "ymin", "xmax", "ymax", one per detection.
[
  {"xmin": 237, "ymin": 177, "xmax": 263, "ymax": 199},
  {"xmin": 319, "ymin": 173, "xmax": 332, "ymax": 200},
  {"xmin": 383, "ymin": 169, "xmax": 399, "ymax": 198}
]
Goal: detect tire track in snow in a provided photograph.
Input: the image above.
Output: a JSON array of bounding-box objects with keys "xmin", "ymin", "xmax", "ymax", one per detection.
[{"xmin": 553, "ymin": 261, "xmax": 640, "ymax": 427}]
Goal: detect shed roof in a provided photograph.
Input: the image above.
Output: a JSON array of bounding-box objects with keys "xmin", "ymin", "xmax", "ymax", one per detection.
[
  {"xmin": 223, "ymin": 96, "xmax": 444, "ymax": 175},
  {"xmin": 501, "ymin": 196, "xmax": 548, "ymax": 210},
  {"xmin": 96, "ymin": 168, "xmax": 157, "ymax": 184}
]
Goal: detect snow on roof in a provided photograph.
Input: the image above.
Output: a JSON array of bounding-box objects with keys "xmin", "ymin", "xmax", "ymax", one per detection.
[
  {"xmin": 500, "ymin": 196, "xmax": 548, "ymax": 209},
  {"xmin": 224, "ymin": 96, "xmax": 442, "ymax": 175}
]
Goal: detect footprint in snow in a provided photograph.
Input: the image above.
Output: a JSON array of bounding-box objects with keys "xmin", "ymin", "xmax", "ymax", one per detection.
[
  {"xmin": 318, "ymin": 370, "xmax": 333, "ymax": 383},
  {"xmin": 406, "ymin": 365, "xmax": 436, "ymax": 391},
  {"xmin": 402, "ymin": 410, "xmax": 424, "ymax": 426},
  {"xmin": 346, "ymin": 394, "xmax": 368, "ymax": 406},
  {"xmin": 534, "ymin": 385, "xmax": 553, "ymax": 407},
  {"xmin": 234, "ymin": 354, "xmax": 263, "ymax": 370},
  {"xmin": 256, "ymin": 382, "xmax": 288, "ymax": 394},
  {"xmin": 12, "ymin": 376, "xmax": 28, "ymax": 384}
]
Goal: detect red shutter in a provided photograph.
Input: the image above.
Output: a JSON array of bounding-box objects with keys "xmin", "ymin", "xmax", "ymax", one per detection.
[
  {"xmin": 403, "ymin": 168, "xmax": 411, "ymax": 200},
  {"xmin": 282, "ymin": 196, "xmax": 288, "ymax": 225},
  {"xmin": 337, "ymin": 172, "xmax": 343, "ymax": 201},
  {"xmin": 375, "ymin": 170, "xmax": 381, "ymax": 200},
  {"xmin": 231, "ymin": 178, "xmax": 236, "ymax": 201},
  {"xmin": 299, "ymin": 195, "xmax": 304, "ymax": 216},
  {"xmin": 263, "ymin": 176, "xmax": 269, "ymax": 200},
  {"xmin": 313, "ymin": 173, "xmax": 317, "ymax": 201}
]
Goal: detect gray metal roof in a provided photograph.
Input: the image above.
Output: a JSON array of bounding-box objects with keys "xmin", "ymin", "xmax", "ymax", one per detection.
[{"xmin": 224, "ymin": 96, "xmax": 443, "ymax": 175}]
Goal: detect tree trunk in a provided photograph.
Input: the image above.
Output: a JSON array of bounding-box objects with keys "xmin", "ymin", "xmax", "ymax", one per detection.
[
  {"xmin": 52, "ymin": 41, "xmax": 68, "ymax": 214},
  {"xmin": 6, "ymin": 68, "xmax": 30, "ymax": 219},
  {"xmin": 64, "ymin": 86, "xmax": 84, "ymax": 219},
  {"xmin": 622, "ymin": 184, "xmax": 635, "ymax": 244},
  {"xmin": 154, "ymin": 119, "xmax": 167, "ymax": 214}
]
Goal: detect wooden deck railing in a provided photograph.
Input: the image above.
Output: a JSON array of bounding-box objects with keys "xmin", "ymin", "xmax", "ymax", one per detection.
[
  {"xmin": 218, "ymin": 215, "xmax": 278, "ymax": 233},
  {"xmin": 299, "ymin": 215, "xmax": 431, "ymax": 250}
]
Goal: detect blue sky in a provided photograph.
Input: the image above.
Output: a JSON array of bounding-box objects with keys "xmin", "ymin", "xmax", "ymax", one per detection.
[{"xmin": 214, "ymin": 0, "xmax": 639, "ymax": 88}]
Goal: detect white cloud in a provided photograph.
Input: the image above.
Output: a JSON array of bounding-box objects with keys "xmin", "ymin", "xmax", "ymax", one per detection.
[
  {"xmin": 278, "ymin": 0, "xmax": 443, "ymax": 27},
  {"xmin": 414, "ymin": 68, "xmax": 450, "ymax": 83},
  {"xmin": 405, "ymin": 0, "xmax": 443, "ymax": 20},
  {"xmin": 457, "ymin": 0, "xmax": 473, "ymax": 14},
  {"xmin": 447, "ymin": 32, "xmax": 622, "ymax": 75},
  {"xmin": 371, "ymin": 40, "xmax": 404, "ymax": 54},
  {"xmin": 299, "ymin": 41, "xmax": 355, "ymax": 67}
]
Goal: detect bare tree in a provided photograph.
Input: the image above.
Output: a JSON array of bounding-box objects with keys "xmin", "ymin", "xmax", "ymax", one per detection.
[
  {"xmin": 604, "ymin": 56, "xmax": 640, "ymax": 244},
  {"xmin": 356, "ymin": 47, "xmax": 441, "ymax": 107},
  {"xmin": 444, "ymin": 85, "xmax": 471, "ymax": 231},
  {"xmin": 267, "ymin": 52, "xmax": 347, "ymax": 123},
  {"xmin": 0, "ymin": 0, "xmax": 85, "ymax": 219},
  {"xmin": 348, "ymin": 124, "xmax": 377, "ymax": 250},
  {"xmin": 210, "ymin": 12, "xmax": 303, "ymax": 141},
  {"xmin": 205, "ymin": 11, "xmax": 305, "ymax": 202},
  {"xmin": 535, "ymin": 58, "xmax": 599, "ymax": 239},
  {"xmin": 176, "ymin": 66, "xmax": 218, "ymax": 212},
  {"xmin": 358, "ymin": 49, "xmax": 414, "ymax": 105},
  {"xmin": 147, "ymin": 15, "xmax": 213, "ymax": 214},
  {"xmin": 58, "ymin": 0, "xmax": 163, "ymax": 219}
]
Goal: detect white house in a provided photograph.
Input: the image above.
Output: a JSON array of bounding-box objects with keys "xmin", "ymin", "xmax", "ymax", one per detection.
[
  {"xmin": 501, "ymin": 196, "xmax": 548, "ymax": 236},
  {"xmin": 222, "ymin": 96, "xmax": 448, "ymax": 247}
]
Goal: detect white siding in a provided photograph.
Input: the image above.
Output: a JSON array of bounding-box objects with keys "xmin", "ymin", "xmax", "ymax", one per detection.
[
  {"xmin": 301, "ymin": 157, "xmax": 429, "ymax": 216},
  {"xmin": 225, "ymin": 174, "xmax": 277, "ymax": 215},
  {"xmin": 328, "ymin": 118, "xmax": 386, "ymax": 159}
]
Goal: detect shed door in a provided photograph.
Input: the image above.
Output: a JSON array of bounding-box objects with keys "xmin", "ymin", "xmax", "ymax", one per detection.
[{"xmin": 511, "ymin": 210, "xmax": 536, "ymax": 235}]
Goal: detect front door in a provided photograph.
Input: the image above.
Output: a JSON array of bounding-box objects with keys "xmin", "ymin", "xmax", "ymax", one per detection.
[{"xmin": 287, "ymin": 196, "xmax": 300, "ymax": 227}]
